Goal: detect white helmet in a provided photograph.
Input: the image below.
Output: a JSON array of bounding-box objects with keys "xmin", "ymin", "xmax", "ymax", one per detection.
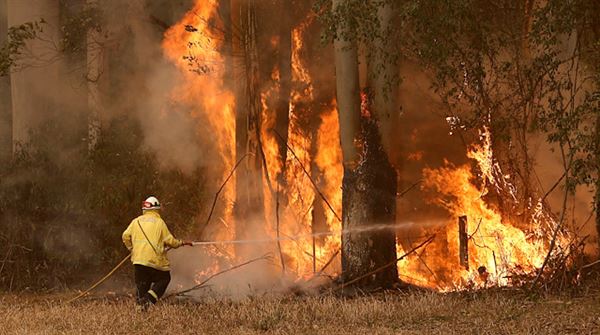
[{"xmin": 142, "ymin": 196, "xmax": 160, "ymax": 210}]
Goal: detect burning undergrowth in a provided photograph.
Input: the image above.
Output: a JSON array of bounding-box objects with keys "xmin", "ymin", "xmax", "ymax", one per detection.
[
  {"xmin": 398, "ymin": 129, "xmax": 571, "ymax": 291},
  {"xmin": 157, "ymin": 0, "xmax": 576, "ymax": 297}
]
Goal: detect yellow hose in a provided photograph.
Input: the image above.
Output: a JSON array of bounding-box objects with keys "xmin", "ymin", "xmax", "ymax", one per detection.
[{"xmin": 64, "ymin": 254, "xmax": 131, "ymax": 305}]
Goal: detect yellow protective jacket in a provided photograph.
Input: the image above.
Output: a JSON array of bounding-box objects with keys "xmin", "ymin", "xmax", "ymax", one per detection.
[{"xmin": 122, "ymin": 210, "xmax": 183, "ymax": 271}]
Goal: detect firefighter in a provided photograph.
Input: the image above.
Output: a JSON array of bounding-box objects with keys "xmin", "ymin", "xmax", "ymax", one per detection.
[{"xmin": 122, "ymin": 196, "xmax": 192, "ymax": 309}]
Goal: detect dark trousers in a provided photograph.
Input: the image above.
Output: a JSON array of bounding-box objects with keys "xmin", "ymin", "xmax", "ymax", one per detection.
[{"xmin": 134, "ymin": 264, "xmax": 171, "ymax": 305}]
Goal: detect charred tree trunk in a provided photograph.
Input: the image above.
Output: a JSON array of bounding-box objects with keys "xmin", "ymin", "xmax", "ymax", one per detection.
[
  {"xmin": 0, "ymin": 0, "xmax": 11, "ymax": 165},
  {"xmin": 333, "ymin": 0, "xmax": 398, "ymax": 289},
  {"xmin": 275, "ymin": 0, "xmax": 292, "ymax": 186},
  {"xmin": 310, "ymin": 130, "xmax": 328, "ymax": 255},
  {"xmin": 341, "ymin": 108, "xmax": 399, "ymax": 288},
  {"xmin": 220, "ymin": 0, "xmax": 234, "ymax": 105},
  {"xmin": 591, "ymin": 25, "xmax": 600, "ymax": 257},
  {"xmin": 233, "ymin": 0, "xmax": 265, "ymax": 244},
  {"xmin": 594, "ymin": 106, "xmax": 600, "ymax": 255},
  {"xmin": 354, "ymin": 1, "xmax": 399, "ymax": 288}
]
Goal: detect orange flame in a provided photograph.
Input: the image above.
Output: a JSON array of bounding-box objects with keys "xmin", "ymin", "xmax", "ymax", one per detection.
[
  {"xmin": 163, "ymin": 1, "xmax": 567, "ymax": 292},
  {"xmin": 398, "ymin": 128, "xmax": 568, "ymax": 290},
  {"xmin": 163, "ymin": 1, "xmax": 235, "ymax": 246}
]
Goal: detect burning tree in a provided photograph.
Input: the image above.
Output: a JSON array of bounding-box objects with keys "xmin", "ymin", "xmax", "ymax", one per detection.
[
  {"xmin": 231, "ymin": 0, "xmax": 267, "ymax": 249},
  {"xmin": 157, "ymin": 0, "xmax": 596, "ymax": 293},
  {"xmin": 400, "ymin": 0, "xmax": 598, "ymax": 287},
  {"xmin": 329, "ymin": 0, "xmax": 400, "ymax": 288}
]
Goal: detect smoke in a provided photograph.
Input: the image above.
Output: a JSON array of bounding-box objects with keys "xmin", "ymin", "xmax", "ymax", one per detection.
[
  {"xmin": 95, "ymin": 0, "xmax": 290, "ymax": 296},
  {"xmin": 2, "ymin": 0, "xmax": 595, "ymax": 292},
  {"xmin": 169, "ymin": 246, "xmax": 286, "ymax": 299},
  {"xmin": 391, "ymin": 61, "xmax": 469, "ymax": 231},
  {"xmin": 0, "ymin": 0, "xmax": 10, "ymax": 160},
  {"xmin": 168, "ymin": 216, "xmax": 291, "ymax": 299},
  {"xmin": 102, "ymin": 0, "xmax": 208, "ymax": 173},
  {"xmin": 3, "ymin": 0, "xmax": 87, "ymax": 152},
  {"xmin": 535, "ymin": 139, "xmax": 596, "ymax": 251},
  {"xmin": 0, "ymin": 1, "xmax": 5, "ymax": 26}
]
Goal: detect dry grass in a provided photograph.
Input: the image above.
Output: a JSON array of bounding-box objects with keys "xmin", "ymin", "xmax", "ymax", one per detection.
[{"xmin": 2, "ymin": 288, "xmax": 600, "ymax": 335}]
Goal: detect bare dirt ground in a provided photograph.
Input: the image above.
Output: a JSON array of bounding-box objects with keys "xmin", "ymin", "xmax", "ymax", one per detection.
[{"xmin": 1, "ymin": 287, "xmax": 600, "ymax": 335}]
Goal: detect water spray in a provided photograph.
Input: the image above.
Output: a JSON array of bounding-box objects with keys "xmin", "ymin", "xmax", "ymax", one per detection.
[{"xmin": 189, "ymin": 221, "xmax": 428, "ymax": 247}]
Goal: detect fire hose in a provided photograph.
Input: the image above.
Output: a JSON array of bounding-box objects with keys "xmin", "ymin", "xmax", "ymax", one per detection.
[{"xmin": 64, "ymin": 254, "xmax": 131, "ymax": 304}]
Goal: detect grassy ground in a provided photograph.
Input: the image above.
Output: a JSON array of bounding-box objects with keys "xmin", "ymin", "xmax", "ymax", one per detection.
[{"xmin": 2, "ymin": 287, "xmax": 600, "ymax": 335}]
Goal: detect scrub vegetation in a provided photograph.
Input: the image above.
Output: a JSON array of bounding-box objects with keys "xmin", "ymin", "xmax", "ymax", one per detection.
[{"xmin": 0, "ymin": 118, "xmax": 206, "ymax": 290}]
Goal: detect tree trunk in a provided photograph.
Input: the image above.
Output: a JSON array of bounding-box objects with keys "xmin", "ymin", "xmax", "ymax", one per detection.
[
  {"xmin": 521, "ymin": 0, "xmax": 535, "ymax": 59},
  {"xmin": 361, "ymin": 1, "xmax": 399, "ymax": 287},
  {"xmin": 275, "ymin": 0, "xmax": 291, "ymax": 185},
  {"xmin": 370, "ymin": 2, "xmax": 398, "ymax": 156},
  {"xmin": 333, "ymin": 0, "xmax": 398, "ymax": 289},
  {"xmin": 60, "ymin": 0, "xmax": 88, "ymax": 152},
  {"xmin": 595, "ymin": 106, "xmax": 600, "ymax": 255},
  {"xmin": 0, "ymin": 0, "xmax": 12, "ymax": 164},
  {"xmin": 332, "ymin": 0, "xmax": 361, "ymax": 168},
  {"xmin": 590, "ymin": 20, "xmax": 600, "ymax": 258},
  {"xmin": 341, "ymin": 109, "xmax": 399, "ymax": 288},
  {"xmin": 332, "ymin": 0, "xmax": 361, "ymax": 284},
  {"xmin": 220, "ymin": 0, "xmax": 233, "ymax": 96},
  {"xmin": 233, "ymin": 0, "xmax": 265, "ymax": 246},
  {"xmin": 86, "ymin": 0, "xmax": 101, "ymax": 152}
]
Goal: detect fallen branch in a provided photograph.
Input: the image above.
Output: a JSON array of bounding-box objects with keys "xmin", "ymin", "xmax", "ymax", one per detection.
[
  {"xmin": 0, "ymin": 245, "xmax": 13, "ymax": 278},
  {"xmin": 540, "ymin": 170, "xmax": 568, "ymax": 204},
  {"xmin": 397, "ymin": 180, "xmax": 422, "ymax": 197},
  {"xmin": 198, "ymin": 153, "xmax": 251, "ymax": 236},
  {"xmin": 468, "ymin": 218, "xmax": 483, "ymax": 239},
  {"xmin": 580, "ymin": 259, "xmax": 600, "ymax": 270},
  {"xmin": 329, "ymin": 235, "xmax": 436, "ymax": 292},
  {"xmin": 413, "ymin": 245, "xmax": 442, "ymax": 291},
  {"xmin": 307, "ymin": 249, "xmax": 340, "ymax": 283},
  {"xmin": 276, "ymin": 185, "xmax": 286, "ymax": 274},
  {"xmin": 170, "ymin": 254, "xmax": 271, "ymax": 297},
  {"xmin": 272, "ymin": 130, "xmax": 341, "ymax": 222}
]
